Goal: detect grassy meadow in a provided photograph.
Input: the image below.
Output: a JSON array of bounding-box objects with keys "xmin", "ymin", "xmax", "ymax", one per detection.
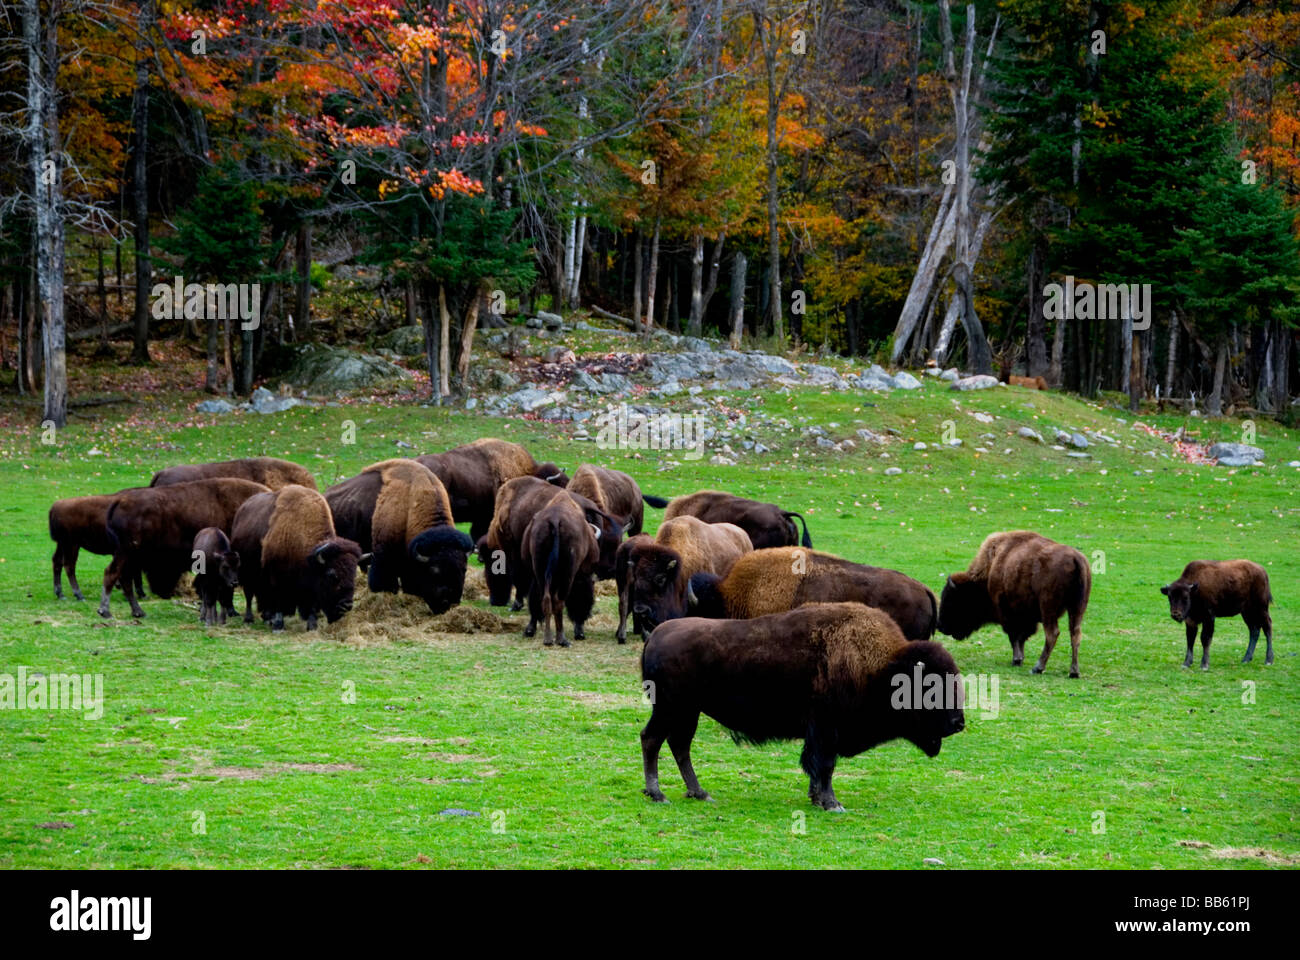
[{"xmin": 1, "ymin": 333, "xmax": 1297, "ymax": 869}]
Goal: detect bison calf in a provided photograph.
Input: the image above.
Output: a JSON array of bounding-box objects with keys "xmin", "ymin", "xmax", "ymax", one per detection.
[
  {"xmin": 938, "ymin": 530, "xmax": 1090, "ymax": 678},
  {"xmin": 1161, "ymin": 560, "xmax": 1274, "ymax": 669},
  {"xmin": 640, "ymin": 602, "xmax": 964, "ymax": 811},
  {"xmin": 49, "ymin": 492, "xmax": 146, "ymax": 601},
  {"xmin": 192, "ymin": 527, "xmax": 240, "ymax": 626}
]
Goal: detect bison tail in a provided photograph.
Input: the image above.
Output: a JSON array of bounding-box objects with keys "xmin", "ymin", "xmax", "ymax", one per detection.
[
  {"xmin": 784, "ymin": 511, "xmax": 813, "ymax": 548},
  {"xmin": 1070, "ymin": 553, "xmax": 1091, "ymax": 612},
  {"xmin": 927, "ymin": 589, "xmax": 938, "ymax": 640},
  {"xmin": 642, "ymin": 494, "xmax": 670, "ymax": 509},
  {"xmin": 104, "ymin": 501, "xmax": 121, "ymax": 550},
  {"xmin": 543, "ymin": 520, "xmax": 561, "ymax": 598}
]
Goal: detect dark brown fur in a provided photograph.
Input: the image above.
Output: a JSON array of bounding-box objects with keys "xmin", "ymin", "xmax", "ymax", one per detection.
[
  {"xmin": 640, "ymin": 602, "xmax": 964, "ymax": 811},
  {"xmin": 49, "ymin": 491, "xmax": 147, "ymax": 601},
  {"xmin": 231, "ymin": 485, "xmax": 364, "ymax": 631},
  {"xmin": 615, "ymin": 516, "xmax": 751, "ymax": 642},
  {"xmin": 98, "ymin": 478, "xmax": 270, "ymax": 619},
  {"xmin": 192, "ymin": 526, "xmax": 240, "ymax": 626},
  {"xmin": 567, "ymin": 463, "xmax": 667, "ymax": 537},
  {"xmin": 687, "ymin": 547, "xmax": 937, "ymax": 642},
  {"xmin": 664, "ymin": 489, "xmax": 812, "ymax": 549},
  {"xmin": 937, "ymin": 530, "xmax": 1091, "ymax": 677},
  {"xmin": 325, "ymin": 459, "xmax": 473, "ymax": 614},
  {"xmin": 151, "ymin": 457, "xmax": 316, "ymax": 491},
  {"xmin": 520, "ymin": 491, "xmax": 601, "ymax": 647},
  {"xmin": 416, "ymin": 438, "xmax": 568, "ymax": 541},
  {"xmin": 1162, "ymin": 560, "xmax": 1274, "ymax": 669}
]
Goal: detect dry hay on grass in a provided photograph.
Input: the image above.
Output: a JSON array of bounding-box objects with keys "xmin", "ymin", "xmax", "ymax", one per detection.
[
  {"xmin": 322, "ymin": 583, "xmax": 517, "ymax": 647},
  {"xmin": 136, "ymin": 749, "xmax": 360, "ymax": 786}
]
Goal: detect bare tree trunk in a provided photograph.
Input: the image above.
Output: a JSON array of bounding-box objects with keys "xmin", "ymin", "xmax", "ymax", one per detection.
[
  {"xmin": 1208, "ymin": 336, "xmax": 1227, "ymax": 417},
  {"xmin": 643, "ymin": 216, "xmax": 661, "ymax": 342},
  {"xmin": 1049, "ymin": 312, "xmax": 1067, "ymax": 388},
  {"xmin": 456, "ymin": 286, "xmax": 481, "ymax": 390},
  {"xmin": 688, "ymin": 232, "xmax": 704, "ymax": 336},
  {"xmin": 631, "ymin": 228, "xmax": 643, "ymax": 327},
  {"xmin": 438, "ymin": 284, "xmax": 451, "ymax": 397},
  {"xmin": 562, "ymin": 212, "xmax": 576, "ymax": 309},
  {"xmin": 1129, "ymin": 327, "xmax": 1143, "ymax": 412},
  {"xmin": 129, "ymin": 0, "xmax": 151, "ymax": 365},
  {"xmin": 1026, "ymin": 234, "xmax": 1048, "ymax": 377},
  {"xmin": 892, "ymin": 183, "xmax": 955, "ymax": 362},
  {"xmin": 701, "ymin": 231, "xmax": 725, "ymax": 321},
  {"xmin": 728, "ymin": 251, "xmax": 747, "ymax": 349},
  {"xmin": 295, "ymin": 223, "xmax": 312, "ymax": 332},
  {"xmin": 1162, "ymin": 311, "xmax": 1178, "ymax": 406}
]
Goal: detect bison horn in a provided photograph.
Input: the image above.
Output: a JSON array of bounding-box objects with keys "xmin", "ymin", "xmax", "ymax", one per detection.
[
  {"xmin": 545, "ymin": 472, "xmax": 564, "ymax": 483},
  {"xmin": 413, "ymin": 550, "xmax": 430, "ymax": 563},
  {"xmin": 685, "ymin": 579, "xmax": 697, "ymax": 608},
  {"xmin": 588, "ymin": 522, "xmax": 601, "ymax": 541},
  {"xmin": 666, "ymin": 558, "xmax": 677, "ymax": 570},
  {"xmin": 945, "ymin": 574, "xmax": 954, "ymax": 588}
]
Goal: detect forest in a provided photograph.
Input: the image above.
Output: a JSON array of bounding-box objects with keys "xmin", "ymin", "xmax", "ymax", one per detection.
[{"xmin": 3, "ymin": 0, "xmax": 1299, "ymax": 427}]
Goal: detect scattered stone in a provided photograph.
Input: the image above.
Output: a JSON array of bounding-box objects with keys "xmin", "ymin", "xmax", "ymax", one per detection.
[
  {"xmin": 1017, "ymin": 426, "xmax": 1043, "ymax": 443},
  {"xmin": 465, "ymin": 398, "xmax": 478, "ymax": 410},
  {"xmin": 815, "ymin": 436, "xmax": 835, "ymax": 448},
  {"xmin": 914, "ymin": 442, "xmax": 928, "ymax": 451},
  {"xmin": 884, "ymin": 467, "xmax": 903, "ymax": 476},
  {"xmin": 282, "ymin": 343, "xmax": 410, "ymax": 393},
  {"xmin": 197, "ymin": 399, "xmax": 236, "ymax": 414},
  {"xmin": 248, "ymin": 387, "xmax": 303, "ymax": 415},
  {"xmin": 376, "ymin": 325, "xmax": 425, "ymax": 356},
  {"xmin": 940, "ymin": 368, "xmax": 960, "ymax": 382},
  {"xmin": 971, "ymin": 412, "xmax": 995, "ymax": 424},
  {"xmin": 536, "ymin": 311, "xmax": 564, "ymax": 330},
  {"xmin": 890, "ymin": 371, "xmax": 923, "ymax": 390},
  {"xmin": 1066, "ymin": 452, "xmax": 1090, "ymax": 459},
  {"xmin": 922, "ymin": 858, "xmax": 946, "ymax": 867},
  {"xmin": 1207, "ymin": 442, "xmax": 1264, "ymax": 464},
  {"xmin": 545, "ymin": 346, "xmax": 576, "ymax": 364},
  {"xmin": 438, "ymin": 809, "xmax": 480, "ymax": 818},
  {"xmin": 949, "ymin": 375, "xmax": 1000, "ymax": 391}
]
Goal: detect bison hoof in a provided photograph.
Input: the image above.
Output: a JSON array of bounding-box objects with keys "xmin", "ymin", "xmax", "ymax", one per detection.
[
  {"xmin": 823, "ymin": 803, "xmax": 846, "ymax": 814},
  {"xmin": 98, "ymin": 607, "xmax": 111, "ymax": 619},
  {"xmin": 1201, "ymin": 664, "xmax": 1210, "ymax": 672},
  {"xmin": 1031, "ymin": 665, "xmax": 1044, "ymax": 674},
  {"xmin": 643, "ymin": 788, "xmax": 667, "ymax": 803},
  {"xmin": 1011, "ymin": 659, "xmax": 1023, "ymax": 667},
  {"xmin": 686, "ymin": 789, "xmax": 713, "ymax": 802},
  {"xmin": 1069, "ymin": 671, "xmax": 1080, "ymax": 679},
  {"xmin": 510, "ymin": 600, "xmax": 524, "ymax": 612},
  {"xmin": 556, "ymin": 637, "xmax": 571, "ymax": 648}
]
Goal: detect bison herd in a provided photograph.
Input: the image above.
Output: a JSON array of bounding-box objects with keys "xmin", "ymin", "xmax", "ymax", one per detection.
[{"xmin": 46, "ymin": 437, "xmax": 1277, "ymax": 811}]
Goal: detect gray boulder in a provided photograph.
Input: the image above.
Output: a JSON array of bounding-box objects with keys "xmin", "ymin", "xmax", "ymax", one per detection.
[
  {"xmin": 1017, "ymin": 427, "xmax": 1043, "ymax": 443},
  {"xmin": 376, "ymin": 325, "xmax": 425, "ymax": 356},
  {"xmin": 248, "ymin": 387, "xmax": 303, "ymax": 415},
  {"xmin": 950, "ymin": 375, "xmax": 1000, "ymax": 391},
  {"xmin": 890, "ymin": 371, "xmax": 923, "ymax": 390},
  {"xmin": 196, "ymin": 398, "xmax": 236, "ymax": 414},
  {"xmin": 1208, "ymin": 442, "xmax": 1264, "ymax": 464},
  {"xmin": 282, "ymin": 343, "xmax": 411, "ymax": 393}
]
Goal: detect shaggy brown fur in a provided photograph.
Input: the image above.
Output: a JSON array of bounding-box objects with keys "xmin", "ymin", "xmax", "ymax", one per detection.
[
  {"xmin": 641, "ymin": 602, "xmax": 964, "ymax": 811},
  {"xmin": 49, "ymin": 491, "xmax": 146, "ymax": 601},
  {"xmin": 687, "ymin": 547, "xmax": 937, "ymax": 642},
  {"xmin": 98, "ymin": 478, "xmax": 270, "ymax": 619},
  {"xmin": 938, "ymin": 530, "xmax": 1091, "ymax": 678},
  {"xmin": 1008, "ymin": 375, "xmax": 1048, "ymax": 390},
  {"xmin": 476, "ymin": 477, "xmax": 623, "ymax": 621},
  {"xmin": 192, "ymin": 526, "xmax": 240, "ymax": 626},
  {"xmin": 232, "ymin": 485, "xmax": 363, "ymax": 631},
  {"xmin": 416, "ymin": 438, "xmax": 568, "ymax": 541},
  {"xmin": 151, "ymin": 457, "xmax": 316, "ymax": 491},
  {"xmin": 567, "ymin": 463, "xmax": 667, "ymax": 536},
  {"xmin": 615, "ymin": 516, "xmax": 752, "ymax": 641},
  {"xmin": 325, "ymin": 459, "xmax": 473, "ymax": 614},
  {"xmin": 1162, "ymin": 560, "xmax": 1274, "ymax": 669},
  {"xmin": 664, "ymin": 489, "xmax": 812, "ymax": 549},
  {"xmin": 520, "ymin": 491, "xmax": 601, "ymax": 647}
]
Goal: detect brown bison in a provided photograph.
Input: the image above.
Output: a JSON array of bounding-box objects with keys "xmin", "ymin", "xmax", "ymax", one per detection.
[
  {"xmin": 475, "ymin": 476, "xmax": 623, "ymax": 616},
  {"xmin": 231, "ymin": 486, "xmax": 364, "ymax": 630},
  {"xmin": 192, "ymin": 527, "xmax": 240, "ymax": 626},
  {"xmin": 520, "ymin": 490, "xmax": 603, "ymax": 647},
  {"xmin": 687, "ymin": 547, "xmax": 937, "ymax": 642},
  {"xmin": 640, "ymin": 602, "xmax": 964, "ymax": 811},
  {"xmin": 151, "ymin": 457, "xmax": 316, "ymax": 491},
  {"xmin": 325, "ymin": 459, "xmax": 474, "ymax": 614},
  {"xmin": 567, "ymin": 463, "xmax": 668, "ymax": 537},
  {"xmin": 98, "ymin": 478, "xmax": 270, "ymax": 619},
  {"xmin": 1161, "ymin": 560, "xmax": 1274, "ymax": 669},
  {"xmin": 49, "ymin": 491, "xmax": 146, "ymax": 601},
  {"xmin": 416, "ymin": 438, "xmax": 568, "ymax": 541},
  {"xmin": 615, "ymin": 516, "xmax": 752, "ymax": 642},
  {"xmin": 938, "ymin": 530, "xmax": 1091, "ymax": 678},
  {"xmin": 664, "ymin": 490, "xmax": 812, "ymax": 549}
]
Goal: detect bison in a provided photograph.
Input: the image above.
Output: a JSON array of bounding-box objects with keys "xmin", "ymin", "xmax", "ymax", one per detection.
[
  {"xmin": 231, "ymin": 485, "xmax": 364, "ymax": 630},
  {"xmin": 937, "ymin": 530, "xmax": 1091, "ymax": 678},
  {"xmin": 664, "ymin": 490, "xmax": 812, "ymax": 549},
  {"xmin": 416, "ymin": 438, "xmax": 568, "ymax": 541},
  {"xmin": 98, "ymin": 478, "xmax": 270, "ymax": 619},
  {"xmin": 566, "ymin": 463, "xmax": 668, "ymax": 537},
  {"xmin": 615, "ymin": 516, "xmax": 752, "ymax": 642},
  {"xmin": 49, "ymin": 491, "xmax": 146, "ymax": 601},
  {"xmin": 1161, "ymin": 560, "xmax": 1274, "ymax": 669},
  {"xmin": 476, "ymin": 476, "xmax": 623, "ymax": 617},
  {"xmin": 640, "ymin": 602, "xmax": 964, "ymax": 811},
  {"xmin": 520, "ymin": 490, "xmax": 603, "ymax": 647},
  {"xmin": 687, "ymin": 547, "xmax": 937, "ymax": 642},
  {"xmin": 325, "ymin": 459, "xmax": 474, "ymax": 614},
  {"xmin": 151, "ymin": 457, "xmax": 316, "ymax": 491},
  {"xmin": 192, "ymin": 527, "xmax": 240, "ymax": 626}
]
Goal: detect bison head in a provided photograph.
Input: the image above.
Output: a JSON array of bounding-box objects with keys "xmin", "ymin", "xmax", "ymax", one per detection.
[
  {"xmin": 215, "ymin": 549, "xmax": 241, "ymax": 589},
  {"xmin": 406, "ymin": 526, "xmax": 475, "ymax": 614},
  {"xmin": 309, "ymin": 538, "xmax": 364, "ymax": 623},
  {"xmin": 936, "ymin": 573, "xmax": 993, "ymax": 640},
  {"xmin": 536, "ymin": 463, "xmax": 570, "ymax": 487},
  {"xmin": 580, "ymin": 507, "xmax": 623, "ymax": 579},
  {"xmin": 1160, "ymin": 580, "xmax": 1197, "ymax": 623},
  {"xmin": 881, "ymin": 642, "xmax": 966, "ymax": 758},
  {"xmin": 476, "ymin": 535, "xmax": 514, "ymax": 607},
  {"xmin": 629, "ymin": 548, "xmax": 689, "ymax": 633},
  {"xmin": 684, "ymin": 572, "xmax": 727, "ymax": 619}
]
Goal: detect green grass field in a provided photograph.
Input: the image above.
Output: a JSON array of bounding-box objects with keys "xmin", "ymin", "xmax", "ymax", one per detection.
[{"xmin": 1, "ymin": 338, "xmax": 1297, "ymax": 868}]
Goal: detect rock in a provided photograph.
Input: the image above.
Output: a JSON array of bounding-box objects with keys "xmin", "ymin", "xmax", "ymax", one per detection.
[
  {"xmin": 890, "ymin": 371, "xmax": 923, "ymax": 390},
  {"xmin": 940, "ymin": 368, "xmax": 960, "ymax": 382},
  {"xmin": 504, "ymin": 386, "xmax": 562, "ymax": 412},
  {"xmin": 914, "ymin": 442, "xmax": 928, "ymax": 451},
  {"xmin": 247, "ymin": 386, "xmax": 303, "ymax": 414},
  {"xmin": 376, "ymin": 325, "xmax": 425, "ymax": 356},
  {"xmin": 569, "ymin": 369, "xmax": 602, "ymax": 393},
  {"xmin": 754, "ymin": 442, "xmax": 770, "ymax": 454},
  {"xmin": 971, "ymin": 412, "xmax": 994, "ymax": 424},
  {"xmin": 801, "ymin": 364, "xmax": 842, "ymax": 386},
  {"xmin": 743, "ymin": 353, "xmax": 798, "ymax": 377},
  {"xmin": 884, "ymin": 467, "xmax": 903, "ymax": 476},
  {"xmin": 536, "ymin": 310, "xmax": 564, "ymax": 330},
  {"xmin": 545, "ymin": 346, "xmax": 576, "ymax": 364},
  {"xmin": 197, "ymin": 399, "xmax": 236, "ymax": 414},
  {"xmin": 679, "ymin": 336, "xmax": 713, "ymax": 353},
  {"xmin": 1069, "ymin": 432, "xmax": 1089, "ymax": 449},
  {"xmin": 1216, "ymin": 455, "xmax": 1261, "ymax": 467},
  {"xmin": 815, "ymin": 436, "xmax": 835, "ymax": 448},
  {"xmin": 945, "ymin": 437, "xmax": 963, "ymax": 447},
  {"xmin": 598, "ymin": 372, "xmax": 630, "ymax": 394},
  {"xmin": 465, "ymin": 398, "xmax": 478, "ymax": 410},
  {"xmin": 709, "ymin": 454, "xmax": 736, "ymax": 466},
  {"xmin": 438, "ymin": 809, "xmax": 480, "ymax": 818},
  {"xmin": 923, "ymin": 367, "xmax": 944, "ymax": 377},
  {"xmin": 1066, "ymin": 452, "xmax": 1090, "ymax": 459},
  {"xmin": 923, "ymin": 858, "xmax": 946, "ymax": 867},
  {"xmin": 857, "ymin": 429, "xmax": 883, "ymax": 443},
  {"xmin": 1017, "ymin": 427, "xmax": 1043, "ymax": 443},
  {"xmin": 949, "ymin": 375, "xmax": 1000, "ymax": 391},
  {"xmin": 655, "ymin": 380, "xmax": 684, "ymax": 397},
  {"xmin": 486, "ymin": 369, "xmax": 519, "ymax": 391},
  {"xmin": 1208, "ymin": 442, "xmax": 1264, "ymax": 463},
  {"xmin": 853, "ymin": 375, "xmax": 894, "ymax": 392},
  {"xmin": 282, "ymin": 343, "xmax": 410, "ymax": 393},
  {"xmin": 1288, "ymin": 460, "xmax": 1300, "ymax": 468},
  {"xmin": 525, "ymin": 316, "xmax": 543, "ymax": 329}
]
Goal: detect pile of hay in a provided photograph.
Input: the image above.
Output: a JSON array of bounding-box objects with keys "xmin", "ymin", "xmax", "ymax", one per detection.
[{"xmin": 322, "ymin": 583, "xmax": 519, "ymax": 647}]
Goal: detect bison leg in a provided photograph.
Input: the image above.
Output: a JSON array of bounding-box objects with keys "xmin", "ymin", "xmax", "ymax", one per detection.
[
  {"xmin": 271, "ymin": 611, "xmax": 286, "ymax": 633},
  {"xmin": 1032, "ymin": 621, "xmax": 1059, "ymax": 675},
  {"xmin": 801, "ymin": 731, "xmax": 843, "ymax": 812},
  {"xmin": 98, "ymin": 553, "xmax": 140, "ymax": 618},
  {"xmin": 1008, "ymin": 634, "xmax": 1025, "ymax": 667},
  {"xmin": 566, "ymin": 575, "xmax": 595, "ymax": 643},
  {"xmin": 616, "ymin": 579, "xmax": 631, "ymax": 644},
  {"xmin": 1067, "ymin": 609, "xmax": 1083, "ymax": 678},
  {"xmin": 52, "ymin": 545, "xmax": 65, "ymax": 600},
  {"xmin": 1182, "ymin": 622, "xmax": 1197, "ymax": 668},
  {"xmin": 552, "ymin": 597, "xmax": 569, "ymax": 648},
  {"xmin": 242, "ymin": 586, "xmax": 256, "ymax": 624},
  {"xmin": 1264, "ymin": 614, "xmax": 1274, "ymax": 665},
  {"xmin": 120, "ymin": 562, "xmax": 145, "ymax": 619},
  {"xmin": 668, "ymin": 713, "xmax": 710, "ymax": 801},
  {"xmin": 525, "ymin": 586, "xmax": 542, "ymax": 639},
  {"xmin": 66, "ymin": 545, "xmax": 87, "ymax": 601},
  {"xmin": 1199, "ymin": 617, "xmax": 1215, "ymax": 671},
  {"xmin": 1244, "ymin": 623, "xmax": 1260, "ymax": 664},
  {"xmin": 640, "ymin": 712, "xmax": 670, "ymax": 803},
  {"xmin": 305, "ymin": 611, "xmax": 319, "ymax": 631}
]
